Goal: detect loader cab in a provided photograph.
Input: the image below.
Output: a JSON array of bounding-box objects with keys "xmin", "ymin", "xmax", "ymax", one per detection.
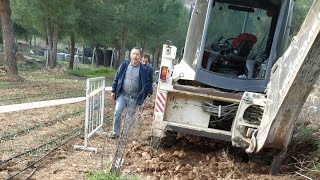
[
  {"xmin": 203, "ymin": 4, "xmax": 272, "ymax": 75},
  {"xmin": 185, "ymin": 0, "xmax": 293, "ymax": 92}
]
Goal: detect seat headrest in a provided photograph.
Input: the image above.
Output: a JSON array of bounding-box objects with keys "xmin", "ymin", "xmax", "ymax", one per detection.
[{"xmin": 231, "ymin": 33, "xmax": 257, "ymax": 47}]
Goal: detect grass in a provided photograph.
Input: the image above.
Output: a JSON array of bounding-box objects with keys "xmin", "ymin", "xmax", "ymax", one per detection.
[
  {"xmin": 0, "ymin": 69, "xmax": 86, "ymax": 105},
  {"xmin": 0, "ymin": 87, "xmax": 85, "ymax": 106},
  {"xmin": 0, "ymin": 61, "xmax": 117, "ymax": 105},
  {"xmin": 18, "ymin": 61, "xmax": 44, "ymax": 71},
  {"xmin": 297, "ymin": 128, "xmax": 314, "ymax": 142},
  {"xmin": 26, "ymin": 54, "xmax": 46, "ymax": 61},
  {"xmin": 36, "ymin": 74, "xmax": 86, "ymax": 84},
  {"xmin": 0, "ymin": 81, "xmax": 12, "ymax": 88},
  {"xmin": 305, "ymin": 163, "xmax": 320, "ymax": 179},
  {"xmin": 87, "ymin": 163, "xmax": 140, "ymax": 180},
  {"xmin": 65, "ymin": 65, "xmax": 116, "ymax": 79},
  {"xmin": 88, "ymin": 170, "xmax": 140, "ymax": 180},
  {"xmin": 2, "ymin": 55, "xmax": 116, "ymax": 81},
  {"xmin": 295, "ymin": 126, "xmax": 320, "ymax": 179}
]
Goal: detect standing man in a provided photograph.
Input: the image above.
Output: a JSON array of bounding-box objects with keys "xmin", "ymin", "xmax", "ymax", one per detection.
[
  {"xmin": 110, "ymin": 47, "xmax": 152, "ymax": 138},
  {"xmin": 141, "ymin": 54, "xmax": 153, "ymax": 97},
  {"xmin": 141, "ymin": 54, "xmax": 154, "ymax": 88}
]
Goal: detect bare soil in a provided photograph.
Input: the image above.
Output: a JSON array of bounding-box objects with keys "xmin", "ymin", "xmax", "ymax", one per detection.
[{"xmin": 0, "ymin": 71, "xmax": 319, "ymax": 180}]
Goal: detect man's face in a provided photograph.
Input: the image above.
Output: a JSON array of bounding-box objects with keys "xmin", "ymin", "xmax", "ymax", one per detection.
[
  {"xmin": 142, "ymin": 57, "xmax": 149, "ymax": 66},
  {"xmin": 130, "ymin": 49, "xmax": 141, "ymax": 65}
]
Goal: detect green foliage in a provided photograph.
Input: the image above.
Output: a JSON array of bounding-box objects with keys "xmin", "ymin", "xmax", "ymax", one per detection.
[
  {"xmin": 11, "ymin": 0, "xmax": 77, "ymax": 37},
  {"xmin": 87, "ymin": 170, "xmax": 140, "ymax": 180},
  {"xmin": 17, "ymin": 60, "xmax": 44, "ymax": 71},
  {"xmin": 13, "ymin": 23, "xmax": 31, "ymax": 41},
  {"xmin": 294, "ymin": 126, "xmax": 320, "ymax": 178},
  {"xmin": 88, "ymin": 171, "xmax": 119, "ymax": 180},
  {"xmin": 75, "ymin": 0, "xmax": 116, "ymax": 46},
  {"xmin": 10, "ymin": 0, "xmax": 313, "ymax": 65},
  {"xmin": 315, "ymin": 140, "xmax": 320, "ymax": 157},
  {"xmin": 297, "ymin": 127, "xmax": 314, "ymax": 142},
  {"xmin": 11, "ymin": 0, "xmax": 45, "ymax": 36},
  {"xmin": 296, "ymin": 126, "xmax": 320, "ymax": 156},
  {"xmin": 130, "ymin": 0, "xmax": 188, "ymax": 51},
  {"xmin": 305, "ymin": 162, "xmax": 320, "ymax": 179},
  {"xmin": 0, "ymin": 81, "xmax": 11, "ymax": 88},
  {"xmin": 65, "ymin": 66, "xmax": 116, "ymax": 78},
  {"xmin": 291, "ymin": 0, "xmax": 314, "ymax": 36},
  {"xmin": 10, "ymin": 0, "xmax": 189, "ymax": 56}
]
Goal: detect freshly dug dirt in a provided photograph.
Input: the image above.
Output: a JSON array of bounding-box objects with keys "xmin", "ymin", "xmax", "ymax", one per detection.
[
  {"xmin": 0, "ymin": 97, "xmax": 297, "ymax": 180},
  {"xmin": 0, "ymin": 73, "xmax": 319, "ymax": 180}
]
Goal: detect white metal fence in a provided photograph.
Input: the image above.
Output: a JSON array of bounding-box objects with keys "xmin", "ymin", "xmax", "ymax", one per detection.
[{"xmin": 74, "ymin": 77, "xmax": 106, "ymax": 152}]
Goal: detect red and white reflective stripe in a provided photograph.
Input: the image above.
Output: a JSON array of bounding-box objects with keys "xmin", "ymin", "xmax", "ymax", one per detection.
[{"xmin": 155, "ymin": 92, "xmax": 167, "ymax": 113}]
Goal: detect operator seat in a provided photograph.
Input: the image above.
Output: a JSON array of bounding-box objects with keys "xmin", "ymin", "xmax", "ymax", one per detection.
[
  {"xmin": 205, "ymin": 33, "xmax": 257, "ymax": 73},
  {"xmin": 206, "ymin": 33, "xmax": 257, "ymax": 76},
  {"xmin": 225, "ymin": 33, "xmax": 257, "ymax": 62}
]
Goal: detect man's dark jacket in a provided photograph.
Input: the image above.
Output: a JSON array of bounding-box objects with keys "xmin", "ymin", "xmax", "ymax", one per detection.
[
  {"xmin": 111, "ymin": 60, "xmax": 152, "ymax": 105},
  {"xmin": 145, "ymin": 64, "xmax": 154, "ymax": 84}
]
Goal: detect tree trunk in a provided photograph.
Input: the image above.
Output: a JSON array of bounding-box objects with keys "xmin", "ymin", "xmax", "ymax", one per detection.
[
  {"xmin": 118, "ymin": 28, "xmax": 127, "ymax": 68},
  {"xmin": 103, "ymin": 46, "xmax": 107, "ymax": 66},
  {"xmin": 152, "ymin": 50, "xmax": 155, "ymax": 69},
  {"xmin": 114, "ymin": 48, "xmax": 119, "ymax": 68},
  {"xmin": 45, "ymin": 35, "xmax": 49, "ymax": 48},
  {"xmin": 154, "ymin": 46, "xmax": 161, "ymax": 69},
  {"xmin": 157, "ymin": 46, "xmax": 162, "ymax": 69},
  {"xmin": 110, "ymin": 48, "xmax": 116, "ymax": 68},
  {"xmin": 141, "ymin": 39, "xmax": 146, "ymax": 55},
  {"xmin": 91, "ymin": 47, "xmax": 95, "ymax": 67},
  {"xmin": 49, "ymin": 22, "xmax": 58, "ymax": 69},
  {"xmin": 46, "ymin": 18, "xmax": 53, "ymax": 68},
  {"xmin": 29, "ymin": 35, "xmax": 32, "ymax": 51},
  {"xmin": 34, "ymin": 35, "xmax": 37, "ymax": 55},
  {"xmin": 0, "ymin": 0, "xmax": 20, "ymax": 78},
  {"xmin": 81, "ymin": 46, "xmax": 85, "ymax": 64},
  {"xmin": 95, "ymin": 44, "xmax": 99, "ymax": 67},
  {"xmin": 69, "ymin": 33, "xmax": 75, "ymax": 69}
]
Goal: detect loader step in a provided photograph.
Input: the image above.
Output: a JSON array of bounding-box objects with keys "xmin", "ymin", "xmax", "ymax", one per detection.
[
  {"xmin": 167, "ymin": 122, "xmax": 232, "ymax": 141},
  {"xmin": 173, "ymin": 84, "xmax": 243, "ymax": 103}
]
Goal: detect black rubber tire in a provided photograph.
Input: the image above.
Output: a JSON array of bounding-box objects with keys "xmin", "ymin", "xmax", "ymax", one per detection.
[
  {"xmin": 161, "ymin": 131, "xmax": 177, "ymax": 147},
  {"xmin": 270, "ymin": 152, "xmax": 286, "ymax": 175}
]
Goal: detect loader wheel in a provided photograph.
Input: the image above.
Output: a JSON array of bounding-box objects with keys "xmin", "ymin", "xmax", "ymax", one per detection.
[
  {"xmin": 270, "ymin": 151, "xmax": 286, "ymax": 175},
  {"xmin": 161, "ymin": 131, "xmax": 177, "ymax": 147},
  {"xmin": 149, "ymin": 131, "xmax": 177, "ymax": 150},
  {"xmin": 247, "ymin": 148, "xmax": 281, "ymax": 170}
]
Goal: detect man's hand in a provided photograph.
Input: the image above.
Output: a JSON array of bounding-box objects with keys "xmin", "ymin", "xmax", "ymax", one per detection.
[{"xmin": 111, "ymin": 93, "xmax": 115, "ymax": 99}]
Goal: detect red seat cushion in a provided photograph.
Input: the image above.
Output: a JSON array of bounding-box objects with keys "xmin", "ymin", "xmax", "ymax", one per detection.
[{"xmin": 231, "ymin": 33, "xmax": 257, "ymax": 47}]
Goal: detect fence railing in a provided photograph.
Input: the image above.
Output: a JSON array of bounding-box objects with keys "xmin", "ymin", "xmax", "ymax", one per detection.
[{"xmin": 74, "ymin": 77, "xmax": 106, "ymax": 152}]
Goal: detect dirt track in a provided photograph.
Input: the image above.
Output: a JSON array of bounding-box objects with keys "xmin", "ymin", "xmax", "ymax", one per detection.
[
  {"xmin": 0, "ymin": 70, "xmax": 319, "ymax": 179},
  {"xmin": 0, "ymin": 97, "xmax": 294, "ymax": 180}
]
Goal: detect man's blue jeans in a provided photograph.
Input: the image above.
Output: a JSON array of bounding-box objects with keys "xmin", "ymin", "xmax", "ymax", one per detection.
[{"xmin": 112, "ymin": 94, "xmax": 137, "ymax": 136}]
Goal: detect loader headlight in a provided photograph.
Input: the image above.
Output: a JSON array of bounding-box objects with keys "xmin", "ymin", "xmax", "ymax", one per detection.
[{"xmin": 165, "ymin": 47, "xmax": 171, "ymax": 55}]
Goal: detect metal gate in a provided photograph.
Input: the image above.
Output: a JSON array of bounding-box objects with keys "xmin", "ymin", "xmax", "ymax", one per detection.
[{"xmin": 74, "ymin": 77, "xmax": 105, "ymax": 152}]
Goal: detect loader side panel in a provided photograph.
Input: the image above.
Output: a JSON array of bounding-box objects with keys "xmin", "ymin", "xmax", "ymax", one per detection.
[{"xmin": 164, "ymin": 92, "xmax": 211, "ymax": 128}]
